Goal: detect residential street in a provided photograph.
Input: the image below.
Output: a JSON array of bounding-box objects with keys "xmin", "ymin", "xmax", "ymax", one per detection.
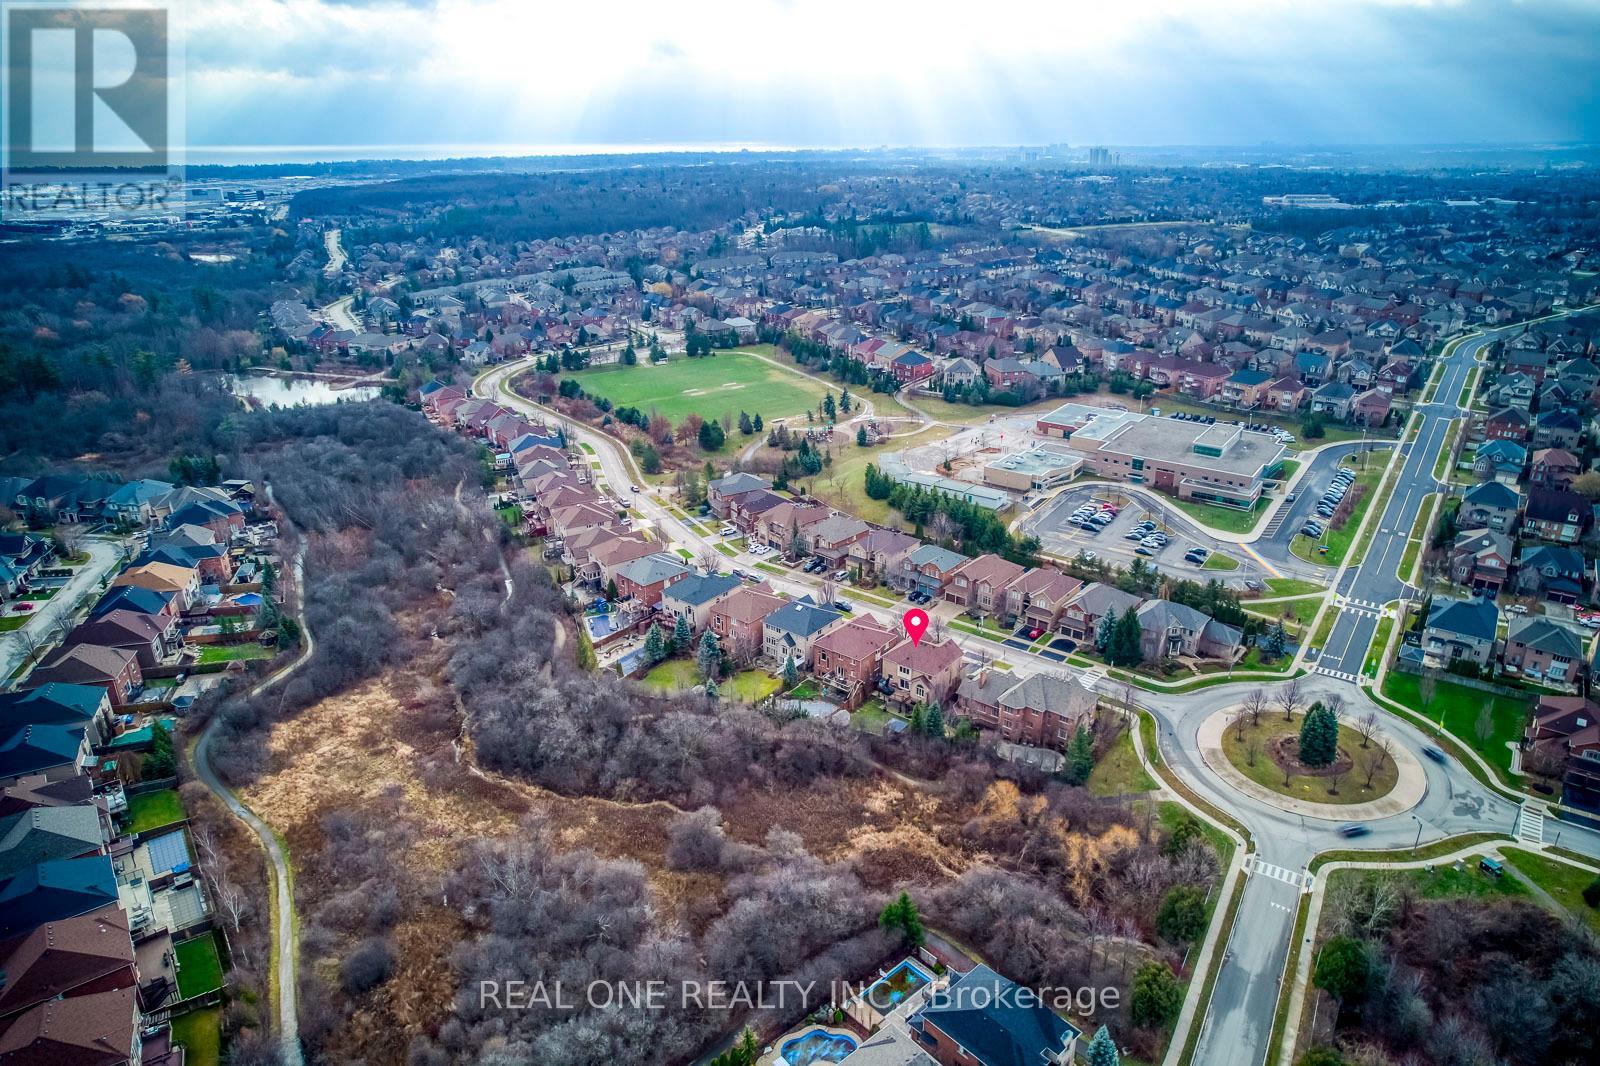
[{"xmin": 0, "ymin": 536, "xmax": 122, "ymax": 686}]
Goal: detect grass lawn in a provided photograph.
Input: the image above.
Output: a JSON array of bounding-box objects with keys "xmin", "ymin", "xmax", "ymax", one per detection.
[
  {"xmin": 175, "ymin": 932, "xmax": 225, "ymax": 999},
  {"xmin": 1363, "ymin": 613, "xmax": 1395, "ymax": 677},
  {"xmin": 1202, "ymin": 552, "xmax": 1240, "ymax": 572},
  {"xmin": 905, "ymin": 392, "xmax": 1064, "ymax": 426},
  {"xmin": 640, "ymin": 658, "xmax": 702, "ymax": 692},
  {"xmin": 1501, "ymin": 847, "xmax": 1600, "ymax": 934},
  {"xmin": 1289, "ymin": 448, "xmax": 1392, "ymax": 566},
  {"xmin": 727, "ymin": 670, "xmax": 782, "ymax": 702},
  {"xmin": 195, "ymin": 642, "xmax": 274, "ymax": 665},
  {"xmin": 0, "ymin": 616, "xmax": 29, "ymax": 632},
  {"xmin": 1308, "ymin": 605, "xmax": 1337, "ymax": 652},
  {"xmin": 495, "ymin": 504, "xmax": 522, "ymax": 527},
  {"xmin": 170, "ymin": 1008, "xmax": 222, "ymax": 1066},
  {"xmin": 1168, "ymin": 495, "xmax": 1264, "ymax": 534},
  {"xmin": 568, "ymin": 349, "xmax": 828, "ymax": 426},
  {"xmin": 1274, "ymin": 459, "xmax": 1301, "ymax": 484},
  {"xmin": 1379, "ymin": 670, "xmax": 1530, "ymax": 777},
  {"xmin": 1396, "ymin": 495, "xmax": 1436, "ymax": 583},
  {"xmin": 1327, "ymin": 857, "xmax": 1529, "ymax": 905},
  {"xmin": 1087, "ymin": 727, "xmax": 1158, "ymax": 796},
  {"xmin": 1158, "ymin": 801, "xmax": 1236, "ymax": 868},
  {"xmin": 1253, "ymin": 596, "xmax": 1321, "ymax": 632},
  {"xmin": 805, "ymin": 423, "xmax": 949, "ymax": 527},
  {"xmin": 126, "ymin": 789, "xmax": 184, "ymax": 833},
  {"xmin": 1220, "ymin": 716, "xmax": 1399, "ymax": 805},
  {"xmin": 787, "ymin": 679, "xmax": 821, "ymax": 699},
  {"xmin": 852, "ymin": 697, "xmax": 898, "ymax": 735},
  {"xmin": 17, "ymin": 587, "xmax": 58, "ymax": 601},
  {"xmin": 1431, "ymin": 420, "xmax": 1461, "ymax": 481},
  {"xmin": 1264, "ymin": 577, "xmax": 1325, "ymax": 597}
]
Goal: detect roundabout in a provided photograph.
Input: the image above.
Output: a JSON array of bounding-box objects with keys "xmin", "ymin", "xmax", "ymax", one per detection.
[{"xmin": 1196, "ymin": 704, "xmax": 1427, "ymax": 820}]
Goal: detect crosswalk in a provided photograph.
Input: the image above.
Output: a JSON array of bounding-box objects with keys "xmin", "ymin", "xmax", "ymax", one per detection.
[
  {"xmin": 1078, "ymin": 665, "xmax": 1108, "ymax": 691},
  {"xmin": 1516, "ymin": 803, "xmax": 1545, "ymax": 845},
  {"xmin": 1261, "ymin": 507, "xmax": 1293, "ymax": 539},
  {"xmin": 1247, "ymin": 856, "xmax": 1314, "ymax": 892},
  {"xmin": 1315, "ymin": 665, "xmax": 1361, "ymax": 684}
]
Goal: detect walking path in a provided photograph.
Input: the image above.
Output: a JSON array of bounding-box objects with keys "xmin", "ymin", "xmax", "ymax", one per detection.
[{"xmin": 192, "ymin": 536, "xmax": 311, "ymax": 1066}]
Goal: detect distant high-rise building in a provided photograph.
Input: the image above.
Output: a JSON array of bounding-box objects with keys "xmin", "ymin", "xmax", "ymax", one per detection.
[{"xmin": 1088, "ymin": 147, "xmax": 1111, "ymax": 170}]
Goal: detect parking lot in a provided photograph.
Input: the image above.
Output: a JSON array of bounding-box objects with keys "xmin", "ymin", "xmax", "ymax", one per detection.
[{"xmin": 1022, "ymin": 487, "xmax": 1266, "ymax": 585}]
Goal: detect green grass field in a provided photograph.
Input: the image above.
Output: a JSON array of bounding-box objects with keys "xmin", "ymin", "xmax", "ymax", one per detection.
[
  {"xmin": 569, "ymin": 350, "xmax": 829, "ymax": 426},
  {"xmin": 170, "ymin": 1008, "xmax": 222, "ymax": 1066},
  {"xmin": 1501, "ymin": 847, "xmax": 1600, "ymax": 933},
  {"xmin": 1264, "ymin": 578, "xmax": 1325, "ymax": 597},
  {"xmin": 1087, "ymin": 728, "xmax": 1159, "ymax": 796},
  {"xmin": 196, "ymin": 642, "xmax": 275, "ymax": 665},
  {"xmin": 1380, "ymin": 670, "xmax": 1531, "ymax": 776},
  {"xmin": 175, "ymin": 933, "xmax": 224, "ymax": 999},
  {"xmin": 1202, "ymin": 552, "xmax": 1241, "ymax": 571},
  {"xmin": 127, "ymin": 789, "xmax": 184, "ymax": 833}
]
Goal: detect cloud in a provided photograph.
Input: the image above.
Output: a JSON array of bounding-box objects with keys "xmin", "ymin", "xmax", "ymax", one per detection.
[{"xmin": 175, "ymin": 0, "xmax": 1600, "ymax": 155}]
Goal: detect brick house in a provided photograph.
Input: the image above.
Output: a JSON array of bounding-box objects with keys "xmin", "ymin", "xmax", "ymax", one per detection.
[
  {"xmin": 707, "ymin": 472, "xmax": 772, "ymax": 518},
  {"xmin": 1522, "ymin": 487, "xmax": 1588, "ymax": 545},
  {"xmin": 1530, "ymin": 448, "xmax": 1581, "ymax": 490},
  {"xmin": 880, "ymin": 638, "xmax": 965, "ymax": 710},
  {"xmin": 1515, "ymin": 544, "xmax": 1586, "ymax": 604},
  {"xmin": 110, "ymin": 563, "xmax": 199, "ymax": 612},
  {"xmin": 1422, "ymin": 597, "xmax": 1499, "ymax": 670},
  {"xmin": 23, "ymin": 646, "xmax": 142, "ymax": 708},
  {"xmin": 811, "ymin": 616, "xmax": 899, "ymax": 707},
  {"xmin": 1459, "ymin": 481, "xmax": 1521, "ymax": 533},
  {"xmin": 659, "ymin": 572, "xmax": 741, "ymax": 634},
  {"xmin": 1001, "ymin": 567, "xmax": 1082, "ymax": 631},
  {"xmin": 804, "ymin": 515, "xmax": 871, "ymax": 565},
  {"xmin": 901, "ymin": 544, "xmax": 968, "ymax": 597},
  {"xmin": 63, "ymin": 611, "xmax": 166, "ymax": 670},
  {"xmin": 1058, "ymin": 582, "xmax": 1143, "ymax": 642},
  {"xmin": 1448, "ymin": 529, "xmax": 1512, "ymax": 595},
  {"xmin": 761, "ymin": 601, "xmax": 845, "ymax": 668},
  {"xmin": 943, "ymin": 554, "xmax": 1026, "ymax": 615},
  {"xmin": 846, "ymin": 528, "xmax": 921, "ymax": 583},
  {"xmin": 707, "ymin": 585, "xmax": 786, "ymax": 661},
  {"xmin": 612, "ymin": 553, "xmax": 690, "ymax": 607},
  {"xmin": 1501, "ymin": 616, "xmax": 1587, "ymax": 688},
  {"xmin": 906, "ymin": 964, "xmax": 1079, "ymax": 1065},
  {"xmin": 954, "ymin": 670, "xmax": 1097, "ymax": 750}
]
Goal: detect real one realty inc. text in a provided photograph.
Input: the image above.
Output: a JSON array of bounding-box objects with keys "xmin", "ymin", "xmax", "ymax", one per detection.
[{"xmin": 479, "ymin": 979, "xmax": 1119, "ymax": 1015}]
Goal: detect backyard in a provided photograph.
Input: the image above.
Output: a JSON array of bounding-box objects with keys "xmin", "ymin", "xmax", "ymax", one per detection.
[
  {"xmin": 196, "ymin": 642, "xmax": 275, "ymax": 665},
  {"xmin": 640, "ymin": 659, "xmax": 781, "ymax": 702},
  {"xmin": 170, "ymin": 1008, "xmax": 222, "ymax": 1066},
  {"xmin": 126, "ymin": 788, "xmax": 185, "ymax": 833},
  {"xmin": 567, "ymin": 348, "xmax": 829, "ymax": 425},
  {"xmin": 175, "ymin": 932, "xmax": 225, "ymax": 1000},
  {"xmin": 1379, "ymin": 670, "xmax": 1531, "ymax": 777}
]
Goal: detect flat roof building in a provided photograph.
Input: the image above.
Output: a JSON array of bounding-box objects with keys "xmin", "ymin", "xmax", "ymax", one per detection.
[
  {"xmin": 1035, "ymin": 403, "xmax": 1286, "ymax": 508},
  {"xmin": 983, "ymin": 446, "xmax": 1082, "ymax": 491}
]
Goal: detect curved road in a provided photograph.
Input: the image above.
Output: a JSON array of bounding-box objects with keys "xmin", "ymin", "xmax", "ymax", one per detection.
[{"xmin": 193, "ymin": 546, "xmax": 311, "ymax": 1066}]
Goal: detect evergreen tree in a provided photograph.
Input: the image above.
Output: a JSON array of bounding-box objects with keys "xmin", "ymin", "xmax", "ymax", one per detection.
[
  {"xmin": 782, "ymin": 655, "xmax": 799, "ymax": 687},
  {"xmin": 1156, "ymin": 885, "xmax": 1207, "ymax": 944},
  {"xmin": 1110, "ymin": 609, "xmax": 1145, "ymax": 667},
  {"xmin": 1130, "ymin": 963, "xmax": 1182, "ymax": 1029},
  {"xmin": 822, "ymin": 392, "xmax": 837, "ymax": 421},
  {"xmin": 1062, "ymin": 725, "xmax": 1095, "ymax": 785},
  {"xmin": 738, "ymin": 411, "xmax": 754, "ymax": 435},
  {"xmin": 605, "ymin": 578, "xmax": 619, "ymax": 602},
  {"xmin": 696, "ymin": 630, "xmax": 722, "ymax": 679},
  {"xmin": 856, "ymin": 426, "xmax": 869, "ymax": 447},
  {"xmin": 752, "ymin": 413, "xmax": 763, "ymax": 432},
  {"xmin": 698, "ymin": 419, "xmax": 726, "ymax": 451},
  {"xmin": 643, "ymin": 623, "xmax": 666, "ymax": 665},
  {"xmin": 1262, "ymin": 624, "xmax": 1287, "ymax": 660},
  {"xmin": 1085, "ymin": 1026, "xmax": 1120, "ymax": 1066},
  {"xmin": 878, "ymin": 891, "xmax": 925, "ymax": 947},
  {"xmin": 1313, "ymin": 935, "xmax": 1371, "ymax": 1002},
  {"xmin": 923, "ymin": 703, "xmax": 945, "ymax": 738},
  {"xmin": 704, "ymin": 677, "xmax": 720, "ymax": 701},
  {"xmin": 1299, "ymin": 702, "xmax": 1339, "ymax": 767},
  {"xmin": 672, "ymin": 613, "xmax": 692, "ymax": 655},
  {"xmin": 1095, "ymin": 609, "xmax": 1117, "ymax": 655},
  {"xmin": 840, "ymin": 387, "xmax": 852, "ymax": 413}
]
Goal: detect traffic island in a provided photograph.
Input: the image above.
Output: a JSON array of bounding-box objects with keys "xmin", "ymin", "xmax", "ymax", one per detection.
[{"xmin": 1197, "ymin": 707, "xmax": 1426, "ymax": 819}]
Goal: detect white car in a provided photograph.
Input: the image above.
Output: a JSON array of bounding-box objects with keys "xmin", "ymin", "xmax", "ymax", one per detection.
[
  {"xmin": 1506, "ymin": 603, "xmax": 1528, "ymax": 615},
  {"xmin": 719, "ymin": 525, "xmax": 738, "ymax": 537}
]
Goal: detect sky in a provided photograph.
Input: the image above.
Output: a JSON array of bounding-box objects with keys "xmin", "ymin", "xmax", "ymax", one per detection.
[{"xmin": 162, "ymin": 0, "xmax": 1600, "ymax": 159}]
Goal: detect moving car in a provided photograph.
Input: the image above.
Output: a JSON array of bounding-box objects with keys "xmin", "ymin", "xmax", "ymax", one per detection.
[
  {"xmin": 1422, "ymin": 746, "xmax": 1447, "ymax": 764},
  {"xmin": 1339, "ymin": 823, "xmax": 1370, "ymax": 838}
]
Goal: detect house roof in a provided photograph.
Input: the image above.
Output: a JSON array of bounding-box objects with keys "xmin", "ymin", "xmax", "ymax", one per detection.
[
  {"xmin": 1426, "ymin": 597, "xmax": 1499, "ymax": 642},
  {"xmin": 0, "ymin": 685, "xmax": 105, "ymax": 730},
  {"xmin": 1067, "ymin": 582, "xmax": 1144, "ymax": 618},
  {"xmin": 711, "ymin": 585, "xmax": 786, "ymax": 624},
  {"xmin": 662, "ymin": 572, "xmax": 741, "ymax": 609},
  {"xmin": 906, "ymin": 544, "xmax": 968, "ymax": 573},
  {"xmin": 813, "ymin": 616, "xmax": 898, "ymax": 661},
  {"xmin": 1525, "ymin": 487, "xmax": 1588, "ymax": 524},
  {"xmin": 0, "ymin": 805, "xmax": 104, "ymax": 878},
  {"xmin": 951, "ymin": 553, "xmax": 1026, "ymax": 590},
  {"xmin": 911, "ymin": 964, "xmax": 1079, "ymax": 1066},
  {"xmin": 882, "ymin": 637, "xmax": 963, "ymax": 677},
  {"xmin": 0, "ymin": 724, "xmax": 86, "ymax": 781},
  {"xmin": 89, "ymin": 586, "xmax": 172, "ymax": 618},
  {"xmin": 763, "ymin": 601, "xmax": 843, "ymax": 640},
  {"xmin": 709, "ymin": 472, "xmax": 771, "ymax": 497},
  {"xmin": 0, "ymin": 904, "xmax": 132, "ymax": 1020},
  {"xmin": 0, "ymin": 984, "xmax": 136, "ymax": 1066},
  {"xmin": 1508, "ymin": 616, "xmax": 1586, "ymax": 659},
  {"xmin": 1462, "ymin": 481, "xmax": 1520, "ymax": 510},
  {"xmin": 615, "ymin": 553, "xmax": 690, "ymax": 588},
  {"xmin": 0, "ymin": 775, "xmax": 92, "ymax": 819},
  {"xmin": 0, "ymin": 856, "xmax": 118, "ymax": 936},
  {"xmin": 27, "ymin": 645, "xmax": 137, "ymax": 687}
]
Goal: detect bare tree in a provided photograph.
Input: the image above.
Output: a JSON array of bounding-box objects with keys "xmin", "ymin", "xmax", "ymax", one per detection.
[
  {"xmin": 1474, "ymin": 700, "xmax": 1494, "ymax": 750},
  {"xmin": 1325, "ymin": 692, "xmax": 1345, "ymax": 719},
  {"xmin": 1276, "ymin": 678, "xmax": 1303, "ymax": 722},
  {"xmin": 697, "ymin": 546, "xmax": 720, "ymax": 575},
  {"xmin": 1242, "ymin": 688, "xmax": 1267, "ymax": 727},
  {"xmin": 1355, "ymin": 708, "xmax": 1379, "ymax": 748},
  {"xmin": 1357, "ymin": 744, "xmax": 1385, "ymax": 789},
  {"xmin": 1232, "ymin": 711, "xmax": 1246, "ymax": 743},
  {"xmin": 1327, "ymin": 765, "xmax": 1346, "ymax": 796},
  {"xmin": 818, "ymin": 578, "xmax": 837, "ymax": 606},
  {"xmin": 928, "ymin": 511, "xmax": 957, "ymax": 546},
  {"xmin": 52, "ymin": 522, "xmax": 85, "ymax": 559},
  {"xmin": 1245, "ymin": 736, "xmax": 1261, "ymax": 768}
]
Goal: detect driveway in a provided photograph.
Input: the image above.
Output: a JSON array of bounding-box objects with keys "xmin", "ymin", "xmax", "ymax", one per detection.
[{"xmin": 0, "ymin": 536, "xmax": 122, "ymax": 686}]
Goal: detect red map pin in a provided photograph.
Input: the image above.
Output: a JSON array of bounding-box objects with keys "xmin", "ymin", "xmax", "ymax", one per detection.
[{"xmin": 902, "ymin": 608, "xmax": 929, "ymax": 646}]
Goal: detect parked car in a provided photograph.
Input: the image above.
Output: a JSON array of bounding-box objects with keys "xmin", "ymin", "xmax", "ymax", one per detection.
[
  {"xmin": 832, "ymin": 570, "xmax": 850, "ymax": 582},
  {"xmin": 719, "ymin": 525, "xmax": 738, "ymax": 536},
  {"xmin": 833, "ymin": 600, "xmax": 853, "ymax": 612}
]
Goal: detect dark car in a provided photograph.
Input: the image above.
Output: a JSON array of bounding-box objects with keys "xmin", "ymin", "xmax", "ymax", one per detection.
[
  {"xmin": 1422, "ymin": 745, "xmax": 1447, "ymax": 764},
  {"xmin": 1339, "ymin": 823, "xmax": 1370, "ymax": 838}
]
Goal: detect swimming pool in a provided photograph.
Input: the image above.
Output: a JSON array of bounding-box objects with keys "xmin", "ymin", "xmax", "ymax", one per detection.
[
  {"xmin": 864, "ymin": 959, "xmax": 933, "ymax": 1013},
  {"xmin": 780, "ymin": 1029, "xmax": 858, "ymax": 1065}
]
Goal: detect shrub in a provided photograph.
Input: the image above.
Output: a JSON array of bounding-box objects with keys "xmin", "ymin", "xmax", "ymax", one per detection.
[
  {"xmin": 339, "ymin": 936, "xmax": 395, "ymax": 995},
  {"xmin": 1130, "ymin": 962, "xmax": 1181, "ymax": 1029}
]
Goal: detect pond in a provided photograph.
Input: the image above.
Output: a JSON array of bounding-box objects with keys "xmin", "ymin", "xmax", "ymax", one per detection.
[{"xmin": 227, "ymin": 373, "xmax": 382, "ymax": 407}]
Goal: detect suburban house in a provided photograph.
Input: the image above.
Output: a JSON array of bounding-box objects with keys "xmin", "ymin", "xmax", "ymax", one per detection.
[
  {"xmin": 1058, "ymin": 582, "xmax": 1144, "ymax": 643},
  {"xmin": 63, "ymin": 612, "xmax": 168, "ymax": 670},
  {"xmin": 612, "ymin": 553, "xmax": 690, "ymax": 606},
  {"xmin": 1421, "ymin": 597, "xmax": 1500, "ymax": 670},
  {"xmin": 0, "ymin": 685, "xmax": 114, "ymax": 748},
  {"xmin": 901, "ymin": 544, "xmax": 969, "ymax": 598},
  {"xmin": 812, "ymin": 616, "xmax": 900, "ymax": 707},
  {"xmin": 1135, "ymin": 600, "xmax": 1242, "ymax": 662},
  {"xmin": 1448, "ymin": 529, "xmax": 1513, "ymax": 595},
  {"xmin": 846, "ymin": 528, "xmax": 921, "ymax": 583},
  {"xmin": 1522, "ymin": 695, "xmax": 1600, "ymax": 810},
  {"xmin": 906, "ymin": 963, "xmax": 1080, "ymax": 1066},
  {"xmin": 707, "ymin": 585, "xmax": 786, "ymax": 661},
  {"xmin": 761, "ymin": 600, "xmax": 845, "ymax": 669},
  {"xmin": 804, "ymin": 515, "xmax": 872, "ymax": 565},
  {"xmin": 1515, "ymin": 544, "xmax": 1586, "ymax": 604},
  {"xmin": 1500, "ymin": 616, "xmax": 1587, "ymax": 688},
  {"xmin": 21, "ymin": 647, "xmax": 142, "ymax": 708},
  {"xmin": 954, "ymin": 670, "xmax": 1096, "ymax": 750},
  {"xmin": 0, "ymin": 724, "xmax": 92, "ymax": 787},
  {"xmin": 1530, "ymin": 448, "xmax": 1581, "ymax": 490},
  {"xmin": 1471, "ymin": 439, "xmax": 1526, "ymax": 484},
  {"xmin": 754, "ymin": 501, "xmax": 831, "ymax": 557},
  {"xmin": 0, "ymin": 983, "xmax": 138, "ymax": 1066},
  {"xmin": 109, "ymin": 563, "xmax": 199, "ymax": 613},
  {"xmin": 707, "ymin": 472, "xmax": 772, "ymax": 518},
  {"xmin": 1522, "ymin": 487, "xmax": 1589, "ymax": 545},
  {"xmin": 943, "ymin": 554, "xmax": 1026, "ymax": 616},
  {"xmin": 880, "ymin": 638, "xmax": 965, "ymax": 711},
  {"xmin": 659, "ymin": 572, "xmax": 741, "ymax": 635},
  {"xmin": 1001, "ymin": 567, "xmax": 1082, "ymax": 632},
  {"xmin": 1482, "ymin": 407, "xmax": 1530, "ymax": 442},
  {"xmin": 1459, "ymin": 481, "xmax": 1521, "ymax": 533}
]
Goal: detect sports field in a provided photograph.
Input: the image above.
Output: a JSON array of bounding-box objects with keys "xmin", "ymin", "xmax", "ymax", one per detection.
[{"xmin": 568, "ymin": 350, "xmax": 830, "ymax": 425}]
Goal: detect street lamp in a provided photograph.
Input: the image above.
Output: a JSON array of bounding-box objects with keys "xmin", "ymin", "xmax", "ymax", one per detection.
[{"xmin": 1411, "ymin": 814, "xmax": 1424, "ymax": 855}]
